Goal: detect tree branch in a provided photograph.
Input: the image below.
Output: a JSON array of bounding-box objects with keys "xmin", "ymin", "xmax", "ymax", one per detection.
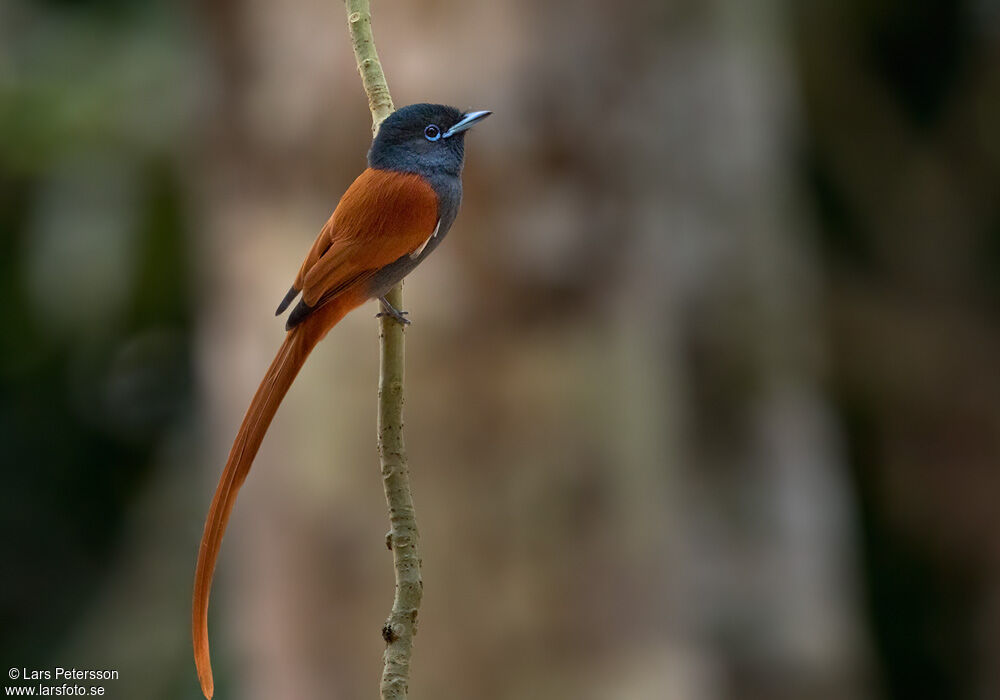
[
  {"xmin": 344, "ymin": 3, "xmax": 422, "ymax": 699},
  {"xmin": 346, "ymin": 0, "xmax": 395, "ymax": 133}
]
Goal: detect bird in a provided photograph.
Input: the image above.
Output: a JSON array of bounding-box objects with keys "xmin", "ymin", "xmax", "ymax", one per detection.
[{"xmin": 192, "ymin": 103, "xmax": 491, "ymax": 699}]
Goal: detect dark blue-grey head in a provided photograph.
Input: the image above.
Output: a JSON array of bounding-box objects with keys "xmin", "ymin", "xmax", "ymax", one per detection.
[{"xmin": 368, "ymin": 103, "xmax": 491, "ymax": 178}]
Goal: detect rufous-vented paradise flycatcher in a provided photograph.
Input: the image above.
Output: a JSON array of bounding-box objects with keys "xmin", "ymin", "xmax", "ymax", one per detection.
[{"xmin": 192, "ymin": 104, "xmax": 491, "ymax": 698}]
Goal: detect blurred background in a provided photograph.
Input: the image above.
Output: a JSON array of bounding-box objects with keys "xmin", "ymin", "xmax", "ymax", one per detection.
[{"xmin": 2, "ymin": 0, "xmax": 1000, "ymax": 698}]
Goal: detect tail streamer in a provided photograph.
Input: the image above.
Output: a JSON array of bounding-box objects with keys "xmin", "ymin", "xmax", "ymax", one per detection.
[{"xmin": 192, "ymin": 298, "xmax": 351, "ymax": 699}]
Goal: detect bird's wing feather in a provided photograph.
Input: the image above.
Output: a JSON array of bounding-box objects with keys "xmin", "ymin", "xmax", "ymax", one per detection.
[
  {"xmin": 292, "ymin": 217, "xmax": 335, "ymax": 291},
  {"xmin": 297, "ymin": 168, "xmax": 439, "ymax": 308}
]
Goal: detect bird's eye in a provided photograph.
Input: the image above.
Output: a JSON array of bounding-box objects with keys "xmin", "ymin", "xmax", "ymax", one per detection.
[{"xmin": 424, "ymin": 124, "xmax": 441, "ymax": 141}]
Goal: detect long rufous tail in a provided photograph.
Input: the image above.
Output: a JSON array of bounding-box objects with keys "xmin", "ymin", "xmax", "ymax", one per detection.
[{"xmin": 192, "ymin": 298, "xmax": 353, "ymax": 699}]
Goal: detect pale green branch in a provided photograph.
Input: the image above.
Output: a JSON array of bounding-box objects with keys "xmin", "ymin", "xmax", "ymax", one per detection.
[{"xmin": 344, "ymin": 3, "xmax": 421, "ymax": 699}]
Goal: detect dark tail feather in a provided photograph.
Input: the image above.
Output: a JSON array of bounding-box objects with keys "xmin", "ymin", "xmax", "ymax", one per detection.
[
  {"xmin": 275, "ymin": 285, "xmax": 299, "ymax": 315},
  {"xmin": 286, "ymin": 298, "xmax": 315, "ymax": 330},
  {"xmin": 192, "ymin": 316, "xmax": 325, "ymax": 699}
]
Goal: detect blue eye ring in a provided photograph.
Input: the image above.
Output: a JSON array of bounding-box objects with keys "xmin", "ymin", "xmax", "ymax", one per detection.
[{"xmin": 424, "ymin": 124, "xmax": 441, "ymax": 141}]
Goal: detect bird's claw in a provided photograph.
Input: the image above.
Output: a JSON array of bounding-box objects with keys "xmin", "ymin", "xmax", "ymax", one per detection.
[{"xmin": 377, "ymin": 297, "xmax": 411, "ymax": 325}]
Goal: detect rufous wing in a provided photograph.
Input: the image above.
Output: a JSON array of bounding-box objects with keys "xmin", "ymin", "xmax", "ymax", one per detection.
[{"xmin": 300, "ymin": 168, "xmax": 439, "ymax": 309}]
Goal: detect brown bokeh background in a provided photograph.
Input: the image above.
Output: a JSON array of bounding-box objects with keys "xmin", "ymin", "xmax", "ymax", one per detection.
[{"xmin": 3, "ymin": 1, "xmax": 1000, "ymax": 699}]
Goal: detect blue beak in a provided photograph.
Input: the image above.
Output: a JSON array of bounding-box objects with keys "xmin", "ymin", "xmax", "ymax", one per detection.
[{"xmin": 443, "ymin": 110, "xmax": 492, "ymax": 138}]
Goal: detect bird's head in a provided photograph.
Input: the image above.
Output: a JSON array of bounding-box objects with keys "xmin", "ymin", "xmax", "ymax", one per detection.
[{"xmin": 368, "ymin": 103, "xmax": 491, "ymax": 177}]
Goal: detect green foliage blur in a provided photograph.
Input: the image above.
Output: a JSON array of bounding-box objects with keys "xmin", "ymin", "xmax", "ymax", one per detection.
[{"xmin": 0, "ymin": 0, "xmax": 197, "ymax": 688}]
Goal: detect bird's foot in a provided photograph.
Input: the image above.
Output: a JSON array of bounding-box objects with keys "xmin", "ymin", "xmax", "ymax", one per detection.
[{"xmin": 377, "ymin": 296, "xmax": 411, "ymax": 325}]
